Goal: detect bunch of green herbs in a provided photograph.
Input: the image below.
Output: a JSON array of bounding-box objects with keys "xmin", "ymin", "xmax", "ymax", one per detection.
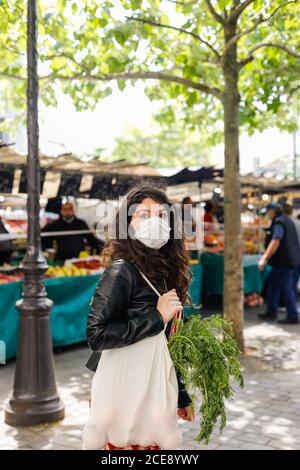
[{"xmin": 168, "ymin": 314, "xmax": 244, "ymax": 444}]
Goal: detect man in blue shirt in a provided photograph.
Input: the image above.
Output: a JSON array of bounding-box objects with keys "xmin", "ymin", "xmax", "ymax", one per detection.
[{"xmin": 258, "ymin": 203, "xmax": 300, "ymax": 324}]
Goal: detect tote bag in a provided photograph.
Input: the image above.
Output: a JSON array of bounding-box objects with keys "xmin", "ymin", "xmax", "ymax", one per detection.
[{"xmin": 82, "ymin": 270, "xmax": 182, "ymax": 450}]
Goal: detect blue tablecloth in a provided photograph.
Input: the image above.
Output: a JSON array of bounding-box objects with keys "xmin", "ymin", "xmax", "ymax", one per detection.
[
  {"xmin": 0, "ymin": 265, "xmax": 201, "ymax": 360},
  {"xmin": 0, "ymin": 281, "xmax": 22, "ymax": 361},
  {"xmin": 201, "ymin": 252, "xmax": 269, "ymax": 296},
  {"xmin": 184, "ymin": 263, "xmax": 202, "ymax": 318}
]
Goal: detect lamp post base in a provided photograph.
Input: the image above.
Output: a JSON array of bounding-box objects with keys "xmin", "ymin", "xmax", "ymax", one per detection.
[
  {"xmin": 5, "ymin": 398, "xmax": 65, "ymax": 426},
  {"xmin": 5, "ymin": 260, "xmax": 65, "ymax": 427}
]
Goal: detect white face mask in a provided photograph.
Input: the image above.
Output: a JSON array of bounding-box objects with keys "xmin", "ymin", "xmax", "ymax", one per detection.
[{"xmin": 131, "ymin": 216, "xmax": 171, "ymax": 250}]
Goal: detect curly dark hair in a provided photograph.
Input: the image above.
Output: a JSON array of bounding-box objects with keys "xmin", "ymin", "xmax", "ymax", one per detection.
[{"xmin": 102, "ymin": 183, "xmax": 192, "ymax": 303}]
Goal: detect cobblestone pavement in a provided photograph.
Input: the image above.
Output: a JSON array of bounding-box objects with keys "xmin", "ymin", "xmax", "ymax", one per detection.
[{"xmin": 1, "ymin": 314, "xmax": 300, "ymax": 450}]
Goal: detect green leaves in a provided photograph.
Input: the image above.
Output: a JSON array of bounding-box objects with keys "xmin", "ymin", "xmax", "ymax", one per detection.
[
  {"xmin": 130, "ymin": 0, "xmax": 142, "ymax": 10},
  {"xmin": 117, "ymin": 79, "xmax": 126, "ymax": 91},
  {"xmin": 1, "ymin": 0, "xmax": 299, "ymax": 142},
  {"xmin": 100, "ymin": 123, "xmax": 213, "ymax": 168},
  {"xmin": 57, "ymin": 0, "xmax": 67, "ymax": 14},
  {"xmin": 168, "ymin": 315, "xmax": 244, "ymax": 444}
]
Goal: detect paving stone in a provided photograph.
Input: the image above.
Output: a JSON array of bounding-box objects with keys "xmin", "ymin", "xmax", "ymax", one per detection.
[
  {"xmin": 239, "ymin": 443, "xmax": 275, "ymax": 450},
  {"xmin": 216, "ymin": 445, "xmax": 239, "ymax": 450},
  {"xmin": 1, "ymin": 322, "xmax": 300, "ymax": 451},
  {"xmin": 267, "ymin": 439, "xmax": 299, "ymax": 450},
  {"xmin": 236, "ymin": 432, "xmax": 272, "ymax": 445}
]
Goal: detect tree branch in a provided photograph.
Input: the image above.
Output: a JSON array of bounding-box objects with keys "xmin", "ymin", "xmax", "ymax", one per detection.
[
  {"xmin": 265, "ymin": 1, "xmax": 297, "ymax": 21},
  {"xmin": 1, "ymin": 63, "xmax": 222, "ymax": 100},
  {"xmin": 126, "ymin": 16, "xmax": 220, "ymax": 59},
  {"xmin": 44, "ymin": 52, "xmax": 92, "ymax": 75},
  {"xmin": 0, "ymin": 44, "xmax": 25, "ymax": 56},
  {"xmin": 240, "ymin": 42, "xmax": 300, "ymax": 67},
  {"xmin": 47, "ymin": 70, "xmax": 222, "ymax": 99},
  {"xmin": 230, "ymin": 0, "xmax": 255, "ymax": 20},
  {"xmin": 226, "ymin": 1, "xmax": 297, "ymax": 50},
  {"xmin": 165, "ymin": 0, "xmax": 196, "ymax": 5},
  {"xmin": 225, "ymin": 14, "xmax": 263, "ymax": 51},
  {"xmin": 0, "ymin": 72, "xmax": 27, "ymax": 81},
  {"xmin": 204, "ymin": 0, "xmax": 226, "ymax": 25},
  {"xmin": 102, "ymin": 71, "xmax": 221, "ymax": 99}
]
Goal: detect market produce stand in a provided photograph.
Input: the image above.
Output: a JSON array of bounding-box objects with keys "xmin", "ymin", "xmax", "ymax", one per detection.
[
  {"xmin": 201, "ymin": 252, "xmax": 270, "ymax": 296},
  {"xmin": 184, "ymin": 262, "xmax": 202, "ymax": 318},
  {"xmin": 1, "ymin": 264, "xmax": 202, "ymax": 361},
  {"xmin": 1, "ymin": 254, "xmax": 271, "ymax": 361},
  {"xmin": 0, "ymin": 275, "xmax": 98, "ymax": 360}
]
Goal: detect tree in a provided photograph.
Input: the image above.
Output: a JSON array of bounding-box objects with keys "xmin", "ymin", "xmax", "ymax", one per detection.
[
  {"xmin": 0, "ymin": 0, "xmax": 26, "ymax": 133},
  {"xmin": 1, "ymin": 0, "xmax": 300, "ymax": 350},
  {"xmin": 94, "ymin": 124, "xmax": 214, "ymax": 168}
]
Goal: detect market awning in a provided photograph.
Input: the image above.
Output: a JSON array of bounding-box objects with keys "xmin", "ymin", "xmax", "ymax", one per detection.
[
  {"xmin": 166, "ymin": 167, "xmax": 224, "ymax": 186},
  {"xmin": 0, "ymin": 147, "xmax": 164, "ymax": 199}
]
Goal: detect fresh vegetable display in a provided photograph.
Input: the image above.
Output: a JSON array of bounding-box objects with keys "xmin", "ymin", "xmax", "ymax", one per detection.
[
  {"xmin": 204, "ymin": 234, "xmax": 218, "ymax": 247},
  {"xmin": 0, "ymin": 273, "xmax": 23, "ymax": 283},
  {"xmin": 245, "ymin": 292, "xmax": 264, "ymax": 308},
  {"xmin": 242, "ymin": 239, "xmax": 260, "ymax": 254},
  {"xmin": 168, "ymin": 314, "xmax": 244, "ymax": 444},
  {"xmin": 46, "ymin": 265, "xmax": 89, "ymax": 277},
  {"xmin": 46, "ymin": 257, "xmax": 105, "ymax": 277},
  {"xmin": 72, "ymin": 259, "xmax": 103, "ymax": 270}
]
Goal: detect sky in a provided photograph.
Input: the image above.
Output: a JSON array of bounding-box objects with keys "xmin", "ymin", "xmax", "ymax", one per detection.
[
  {"xmin": 38, "ymin": 82, "xmax": 158, "ymax": 157},
  {"xmin": 28, "ymin": 82, "xmax": 299, "ymax": 175}
]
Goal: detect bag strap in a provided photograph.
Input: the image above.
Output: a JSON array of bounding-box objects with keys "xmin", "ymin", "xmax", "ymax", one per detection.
[
  {"xmin": 137, "ymin": 269, "xmax": 161, "ymax": 298},
  {"xmin": 136, "ymin": 266, "xmax": 182, "ymax": 334}
]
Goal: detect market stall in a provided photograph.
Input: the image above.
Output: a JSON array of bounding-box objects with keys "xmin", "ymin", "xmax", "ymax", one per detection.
[
  {"xmin": 2, "ymin": 155, "xmax": 297, "ymax": 362},
  {"xmin": 201, "ymin": 252, "xmax": 270, "ymax": 297},
  {"xmin": 165, "ymin": 166, "xmax": 300, "ymax": 306},
  {"xmin": 0, "ymin": 262, "xmax": 201, "ymax": 361}
]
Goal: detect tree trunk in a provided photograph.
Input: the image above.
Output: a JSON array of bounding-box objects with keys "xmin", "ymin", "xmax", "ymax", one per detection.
[{"xmin": 222, "ymin": 22, "xmax": 244, "ymax": 352}]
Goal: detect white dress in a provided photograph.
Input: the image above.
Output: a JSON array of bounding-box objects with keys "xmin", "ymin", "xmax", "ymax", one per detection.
[{"xmin": 82, "ymin": 327, "xmax": 182, "ymax": 450}]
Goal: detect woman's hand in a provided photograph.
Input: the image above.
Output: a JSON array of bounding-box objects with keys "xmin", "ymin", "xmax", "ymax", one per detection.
[
  {"xmin": 157, "ymin": 289, "xmax": 183, "ymax": 324},
  {"xmin": 177, "ymin": 405, "xmax": 195, "ymax": 421}
]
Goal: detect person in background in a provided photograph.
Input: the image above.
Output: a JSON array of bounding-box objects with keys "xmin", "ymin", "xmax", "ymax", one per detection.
[
  {"xmin": 204, "ymin": 201, "xmax": 219, "ymax": 230},
  {"xmin": 283, "ymin": 203, "xmax": 300, "ymax": 299},
  {"xmin": 42, "ymin": 202, "xmax": 104, "ymax": 262},
  {"xmin": 0, "ymin": 216, "xmax": 14, "ymax": 265},
  {"xmin": 258, "ymin": 202, "xmax": 300, "ymax": 324},
  {"xmin": 181, "ymin": 196, "xmax": 198, "ymax": 258}
]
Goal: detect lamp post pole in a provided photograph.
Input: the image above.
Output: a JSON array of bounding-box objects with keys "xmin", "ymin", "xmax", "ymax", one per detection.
[{"xmin": 5, "ymin": 0, "xmax": 64, "ymax": 426}]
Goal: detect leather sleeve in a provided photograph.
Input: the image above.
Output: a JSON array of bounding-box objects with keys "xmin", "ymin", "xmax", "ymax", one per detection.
[
  {"xmin": 87, "ymin": 260, "xmax": 165, "ymax": 352},
  {"xmin": 165, "ymin": 319, "xmax": 192, "ymax": 408},
  {"xmin": 176, "ymin": 370, "xmax": 192, "ymax": 408}
]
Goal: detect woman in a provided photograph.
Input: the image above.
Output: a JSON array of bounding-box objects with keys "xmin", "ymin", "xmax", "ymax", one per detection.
[
  {"xmin": 82, "ymin": 184, "xmax": 193, "ymax": 450},
  {"xmin": 204, "ymin": 201, "xmax": 220, "ymax": 231}
]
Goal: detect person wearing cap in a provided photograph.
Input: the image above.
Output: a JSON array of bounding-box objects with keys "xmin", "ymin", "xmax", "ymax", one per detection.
[{"xmin": 258, "ymin": 202, "xmax": 300, "ymax": 324}]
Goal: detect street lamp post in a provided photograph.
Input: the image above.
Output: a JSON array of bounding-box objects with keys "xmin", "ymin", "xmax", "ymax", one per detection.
[{"xmin": 5, "ymin": 0, "xmax": 64, "ymax": 426}]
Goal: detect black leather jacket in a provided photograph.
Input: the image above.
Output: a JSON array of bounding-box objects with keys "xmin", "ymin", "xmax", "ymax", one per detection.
[{"xmin": 85, "ymin": 259, "xmax": 191, "ymax": 408}]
